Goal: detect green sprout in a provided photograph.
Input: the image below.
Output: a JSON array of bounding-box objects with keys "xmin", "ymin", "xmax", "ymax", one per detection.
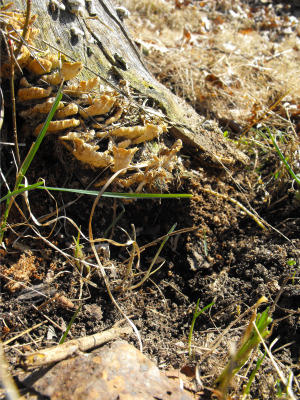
[
  {"xmin": 267, "ymin": 127, "xmax": 300, "ymax": 193},
  {"xmin": 59, "ymin": 304, "xmax": 82, "ymax": 345},
  {"xmin": 242, "ymin": 351, "xmax": 266, "ymax": 398},
  {"xmin": 73, "ymin": 229, "xmax": 89, "ymax": 276},
  {"xmin": 214, "ymin": 298, "xmax": 272, "ymax": 397},
  {"xmin": 188, "ymin": 299, "xmax": 215, "ymax": 360}
]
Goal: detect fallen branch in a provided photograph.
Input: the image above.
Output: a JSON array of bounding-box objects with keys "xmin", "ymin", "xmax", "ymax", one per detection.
[{"xmin": 19, "ymin": 325, "xmax": 132, "ymax": 370}]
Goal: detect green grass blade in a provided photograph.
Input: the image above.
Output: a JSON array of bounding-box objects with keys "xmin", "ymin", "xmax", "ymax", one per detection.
[
  {"xmin": 16, "ymin": 85, "xmax": 63, "ymax": 186},
  {"xmin": 19, "ymin": 184, "xmax": 192, "ymax": 199},
  {"xmin": 0, "ymin": 181, "xmax": 45, "ymax": 203},
  {"xmin": 59, "ymin": 304, "xmax": 82, "ymax": 345},
  {"xmin": 268, "ymin": 127, "xmax": 300, "ymax": 186},
  {"xmin": 188, "ymin": 300, "xmax": 215, "ymax": 359},
  {"xmin": 0, "ymin": 196, "xmax": 11, "ymax": 240},
  {"xmin": 195, "ymin": 301, "xmax": 215, "ymax": 319},
  {"xmin": 243, "ymin": 352, "xmax": 266, "ymax": 395}
]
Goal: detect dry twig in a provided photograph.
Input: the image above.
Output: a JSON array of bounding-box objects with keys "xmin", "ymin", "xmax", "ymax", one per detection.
[{"xmin": 19, "ymin": 325, "xmax": 131, "ymax": 370}]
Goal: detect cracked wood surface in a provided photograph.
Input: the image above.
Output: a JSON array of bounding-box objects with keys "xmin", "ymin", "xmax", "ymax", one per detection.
[{"xmin": 9, "ymin": 0, "xmax": 248, "ymax": 168}]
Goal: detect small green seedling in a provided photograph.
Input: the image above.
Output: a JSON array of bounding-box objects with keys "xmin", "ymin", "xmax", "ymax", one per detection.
[
  {"xmin": 73, "ymin": 229, "xmax": 89, "ymax": 275},
  {"xmin": 214, "ymin": 297, "xmax": 272, "ymax": 397},
  {"xmin": 242, "ymin": 351, "xmax": 266, "ymax": 398},
  {"xmin": 188, "ymin": 299, "xmax": 215, "ymax": 359},
  {"xmin": 267, "ymin": 127, "xmax": 300, "ymax": 192},
  {"xmin": 59, "ymin": 304, "xmax": 82, "ymax": 345}
]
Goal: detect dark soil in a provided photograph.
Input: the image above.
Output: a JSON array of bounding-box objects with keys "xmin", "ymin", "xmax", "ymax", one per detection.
[{"xmin": 1, "ymin": 128, "xmax": 299, "ymax": 399}]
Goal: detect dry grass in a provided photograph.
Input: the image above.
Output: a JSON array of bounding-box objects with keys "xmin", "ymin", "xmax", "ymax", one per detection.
[
  {"xmin": 123, "ymin": 0, "xmax": 300, "ymax": 203},
  {"xmin": 124, "ymin": 0, "xmax": 300, "ymax": 129}
]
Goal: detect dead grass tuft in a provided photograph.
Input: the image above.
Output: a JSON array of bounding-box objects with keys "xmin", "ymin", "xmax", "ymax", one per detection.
[{"xmin": 125, "ymin": 0, "xmax": 300, "ymax": 131}]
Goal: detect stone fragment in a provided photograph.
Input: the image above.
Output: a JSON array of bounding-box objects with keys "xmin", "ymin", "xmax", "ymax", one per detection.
[{"xmin": 19, "ymin": 340, "xmax": 194, "ymax": 400}]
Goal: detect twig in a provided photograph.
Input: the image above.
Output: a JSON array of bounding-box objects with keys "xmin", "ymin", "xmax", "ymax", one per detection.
[
  {"xmin": 3, "ymin": 321, "xmax": 46, "ymax": 346},
  {"xmin": 19, "ymin": 325, "xmax": 131, "ymax": 370}
]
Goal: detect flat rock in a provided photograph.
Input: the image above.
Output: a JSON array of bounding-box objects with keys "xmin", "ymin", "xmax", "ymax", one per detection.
[{"xmin": 18, "ymin": 340, "xmax": 194, "ymax": 400}]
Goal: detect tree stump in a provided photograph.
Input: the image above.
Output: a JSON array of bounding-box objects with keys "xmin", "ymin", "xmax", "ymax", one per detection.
[{"xmin": 1, "ymin": 0, "xmax": 248, "ymax": 172}]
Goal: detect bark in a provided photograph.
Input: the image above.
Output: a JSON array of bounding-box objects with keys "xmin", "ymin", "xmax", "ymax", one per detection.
[{"xmin": 7, "ymin": 0, "xmax": 247, "ymax": 167}]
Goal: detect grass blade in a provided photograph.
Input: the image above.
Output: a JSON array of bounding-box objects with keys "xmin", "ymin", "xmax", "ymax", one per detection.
[
  {"xmin": 16, "ymin": 85, "xmax": 63, "ymax": 186},
  {"xmin": 188, "ymin": 300, "xmax": 215, "ymax": 359},
  {"xmin": 59, "ymin": 304, "xmax": 82, "ymax": 345},
  {"xmin": 268, "ymin": 127, "xmax": 300, "ymax": 186},
  {"xmin": 0, "ymin": 181, "xmax": 45, "ymax": 203},
  {"xmin": 18, "ymin": 184, "xmax": 192, "ymax": 199},
  {"xmin": 242, "ymin": 352, "xmax": 266, "ymax": 397}
]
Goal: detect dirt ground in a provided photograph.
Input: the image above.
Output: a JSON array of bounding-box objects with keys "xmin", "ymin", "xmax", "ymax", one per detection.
[{"xmin": 1, "ymin": 0, "xmax": 300, "ymax": 399}]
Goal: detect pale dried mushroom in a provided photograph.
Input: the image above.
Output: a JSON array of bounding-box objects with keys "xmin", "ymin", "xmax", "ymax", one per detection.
[
  {"xmin": 56, "ymin": 103, "xmax": 79, "ymax": 119},
  {"xmin": 27, "ymin": 27, "xmax": 40, "ymax": 42},
  {"xmin": 117, "ymin": 139, "xmax": 132, "ymax": 149},
  {"xmin": 102, "ymin": 123, "xmax": 167, "ymax": 144},
  {"xmin": 18, "ymin": 86, "xmax": 52, "ymax": 101},
  {"xmin": 19, "ymin": 77, "xmax": 32, "ymax": 87},
  {"xmin": 72, "ymin": 139, "xmax": 113, "ymax": 168},
  {"xmin": 105, "ymin": 106, "xmax": 123, "ymax": 126},
  {"xmin": 64, "ymin": 77, "xmax": 100, "ymax": 96},
  {"xmin": 160, "ymin": 139, "xmax": 183, "ymax": 171},
  {"xmin": 16, "ymin": 46, "xmax": 31, "ymax": 69},
  {"xmin": 79, "ymin": 95, "xmax": 116, "ymax": 119},
  {"xmin": 20, "ymin": 98, "xmax": 64, "ymax": 118},
  {"xmin": 41, "ymin": 72, "xmax": 62, "ymax": 86},
  {"xmin": 111, "ymin": 146, "xmax": 139, "ymax": 173},
  {"xmin": 26, "ymin": 57, "xmax": 52, "ymax": 75},
  {"xmin": 45, "ymin": 54, "xmax": 60, "ymax": 69},
  {"xmin": 33, "ymin": 118, "xmax": 80, "ymax": 135},
  {"xmin": 60, "ymin": 130, "xmax": 95, "ymax": 141},
  {"xmin": 61, "ymin": 61, "xmax": 83, "ymax": 81}
]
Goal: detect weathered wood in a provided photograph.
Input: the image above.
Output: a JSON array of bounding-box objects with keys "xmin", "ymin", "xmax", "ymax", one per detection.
[{"xmin": 5, "ymin": 0, "xmax": 248, "ymax": 167}]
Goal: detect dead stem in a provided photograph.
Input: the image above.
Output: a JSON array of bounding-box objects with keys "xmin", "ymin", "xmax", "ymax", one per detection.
[
  {"xmin": 8, "ymin": 32, "xmax": 21, "ymax": 169},
  {"xmin": 88, "ymin": 165, "xmax": 148, "ymax": 352},
  {"xmin": 3, "ymin": 321, "xmax": 46, "ymax": 346},
  {"xmin": 200, "ymin": 188, "xmax": 267, "ymax": 230},
  {"xmin": 14, "ymin": 0, "xmax": 31, "ymax": 60}
]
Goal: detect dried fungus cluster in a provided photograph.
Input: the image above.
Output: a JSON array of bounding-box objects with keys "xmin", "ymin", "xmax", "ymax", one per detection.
[{"xmin": 1, "ymin": 5, "xmax": 183, "ymax": 192}]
